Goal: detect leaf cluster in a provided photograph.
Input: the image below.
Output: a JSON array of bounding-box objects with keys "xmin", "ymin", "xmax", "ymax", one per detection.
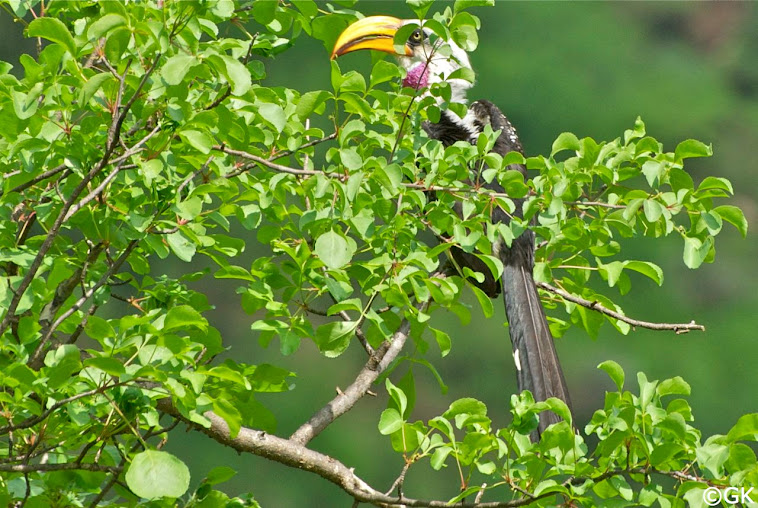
[{"xmin": 0, "ymin": 0, "xmax": 748, "ymax": 506}]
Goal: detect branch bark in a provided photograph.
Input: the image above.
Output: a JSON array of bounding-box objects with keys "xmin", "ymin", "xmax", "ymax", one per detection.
[
  {"xmin": 156, "ymin": 398, "xmax": 554, "ymax": 508},
  {"xmin": 290, "ymin": 300, "xmax": 427, "ymax": 446},
  {"xmin": 537, "ymin": 281, "xmax": 705, "ymax": 333}
]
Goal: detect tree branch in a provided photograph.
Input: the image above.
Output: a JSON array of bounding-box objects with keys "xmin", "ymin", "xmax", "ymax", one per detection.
[
  {"xmin": 290, "ymin": 304, "xmax": 421, "ymax": 446},
  {"xmin": 156, "ymin": 398, "xmax": 554, "ymax": 508},
  {"xmin": 268, "ymin": 132, "xmax": 338, "ymax": 161},
  {"xmin": 0, "ymin": 382, "xmax": 125, "ymax": 434},
  {"xmin": 63, "ymin": 123, "xmax": 162, "ymax": 221},
  {"xmin": 0, "ymin": 54, "xmax": 159, "ymax": 337},
  {"xmin": 0, "ymin": 463, "xmax": 122, "ymax": 473},
  {"xmin": 29, "ymin": 240, "xmax": 139, "ymax": 369},
  {"xmin": 2, "ymin": 163, "xmax": 69, "ymax": 197},
  {"xmin": 537, "ymin": 281, "xmax": 705, "ymax": 333},
  {"xmin": 215, "ymin": 145, "xmax": 322, "ymax": 177}
]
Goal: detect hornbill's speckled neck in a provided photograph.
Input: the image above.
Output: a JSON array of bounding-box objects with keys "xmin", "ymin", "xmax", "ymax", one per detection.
[{"xmin": 332, "ymin": 16, "xmax": 572, "ymax": 438}]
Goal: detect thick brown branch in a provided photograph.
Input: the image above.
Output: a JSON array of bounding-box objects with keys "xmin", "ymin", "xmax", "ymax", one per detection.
[
  {"xmin": 537, "ymin": 281, "xmax": 705, "ymax": 333},
  {"xmin": 156, "ymin": 398, "xmax": 550, "ymax": 508}
]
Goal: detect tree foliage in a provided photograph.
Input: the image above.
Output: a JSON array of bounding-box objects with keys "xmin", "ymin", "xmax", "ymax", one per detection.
[{"xmin": 0, "ymin": 0, "xmax": 753, "ymax": 506}]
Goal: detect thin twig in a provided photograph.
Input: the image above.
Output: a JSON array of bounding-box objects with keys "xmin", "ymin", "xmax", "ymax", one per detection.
[
  {"xmin": 338, "ymin": 309, "xmax": 374, "ymax": 356},
  {"xmin": 537, "ymin": 281, "xmax": 705, "ymax": 333},
  {"xmin": 216, "ymin": 145, "xmax": 322, "ymax": 177},
  {"xmin": 28, "ymin": 240, "xmax": 139, "ymax": 369},
  {"xmin": 0, "ymin": 54, "xmax": 159, "ymax": 337},
  {"xmin": 0, "ymin": 463, "xmax": 122, "ymax": 473},
  {"xmin": 565, "ymin": 200, "xmax": 626, "ymax": 210},
  {"xmin": 3, "ymin": 163, "xmax": 68, "ymax": 197},
  {"xmin": 269, "ymin": 132, "xmax": 338, "ymax": 161},
  {"xmin": 290, "ymin": 289, "xmax": 437, "ymax": 446},
  {"xmin": 0, "ymin": 383, "xmax": 124, "ymax": 434},
  {"xmin": 64, "ymin": 124, "xmax": 162, "ymax": 221},
  {"xmin": 385, "ymin": 460, "xmax": 413, "ymax": 497}
]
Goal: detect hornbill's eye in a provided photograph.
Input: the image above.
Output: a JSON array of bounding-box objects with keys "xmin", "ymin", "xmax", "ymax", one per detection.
[{"xmin": 409, "ymin": 29, "xmax": 424, "ymax": 44}]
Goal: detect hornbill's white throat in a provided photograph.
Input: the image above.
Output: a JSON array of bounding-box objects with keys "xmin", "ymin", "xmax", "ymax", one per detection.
[{"xmin": 332, "ymin": 16, "xmax": 476, "ymax": 132}]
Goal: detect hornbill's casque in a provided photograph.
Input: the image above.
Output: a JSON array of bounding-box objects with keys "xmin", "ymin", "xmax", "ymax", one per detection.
[{"xmin": 332, "ymin": 16, "xmax": 572, "ymax": 437}]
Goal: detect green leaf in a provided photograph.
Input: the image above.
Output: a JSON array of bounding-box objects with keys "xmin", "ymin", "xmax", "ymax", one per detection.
[
  {"xmin": 386, "ymin": 378, "xmax": 408, "ymax": 417},
  {"xmin": 164, "ymin": 305, "xmax": 208, "ymax": 332},
  {"xmin": 598, "ymin": 360, "xmax": 625, "ymax": 391},
  {"xmin": 205, "ymin": 366, "xmax": 251, "ymax": 390},
  {"xmin": 643, "ymin": 199, "xmax": 663, "ymax": 222},
  {"xmin": 697, "ymin": 176, "xmax": 733, "ymax": 195},
  {"xmin": 179, "ymin": 129, "xmax": 212, "ymax": 154},
  {"xmin": 253, "ymin": 0, "xmax": 277, "ymax": 24},
  {"xmin": 453, "ymin": 0, "xmax": 495, "ymax": 14},
  {"xmin": 84, "ymin": 315, "xmax": 115, "ymax": 340},
  {"xmin": 213, "ymin": 398, "xmax": 242, "ymax": 438},
  {"xmin": 162, "ymin": 54, "xmax": 200, "ymax": 85},
  {"xmin": 406, "ymin": 0, "xmax": 435, "ymax": 19},
  {"xmin": 84, "ymin": 356, "xmax": 125, "ymax": 376},
  {"xmin": 27, "ymin": 18, "xmax": 76, "ymax": 56},
  {"xmin": 375, "ymin": 163, "xmax": 403, "ymax": 192},
  {"xmin": 544, "ymin": 397, "xmax": 572, "ymax": 426},
  {"xmin": 370, "ymin": 59, "xmax": 401, "ymax": 88},
  {"xmin": 683, "ymin": 236, "xmax": 710, "ymax": 269},
  {"xmin": 641, "ymin": 160, "xmax": 664, "ymax": 187},
  {"xmin": 291, "ymin": 0, "xmax": 318, "ymax": 17},
  {"xmin": 258, "ymin": 103, "xmax": 286, "ymax": 131},
  {"xmin": 125, "ymin": 451, "xmax": 190, "ymax": 499},
  {"xmin": 657, "ymin": 376, "xmax": 691, "ymax": 396},
  {"xmin": 315, "ymin": 230, "xmax": 355, "ymax": 269},
  {"xmin": 726, "ymin": 413, "xmax": 758, "ymax": 443},
  {"xmin": 469, "ymin": 284, "xmax": 493, "ymax": 318},
  {"xmin": 443, "ymin": 398, "xmax": 486, "ymax": 419},
  {"xmin": 624, "ymin": 261, "xmax": 663, "ymax": 286},
  {"xmin": 219, "ymin": 55, "xmax": 251, "ymax": 96},
  {"xmin": 314, "ymin": 321, "xmax": 355, "ymax": 357},
  {"xmin": 296, "ymin": 90, "xmax": 330, "ymax": 120},
  {"xmin": 12, "ymin": 88, "xmax": 40, "ymax": 120},
  {"xmin": 378, "ymin": 408, "xmax": 403, "ymax": 435},
  {"xmin": 166, "ymin": 231, "xmax": 197, "ymax": 262},
  {"xmin": 713, "ymin": 205, "xmax": 748, "ymax": 238},
  {"xmin": 696, "ymin": 442, "xmax": 729, "ymax": 476},
  {"xmin": 87, "ymin": 13, "xmax": 127, "ymax": 39},
  {"xmin": 430, "ymin": 447, "xmax": 452, "ymax": 470},
  {"xmin": 650, "ymin": 443, "xmax": 684, "ymax": 467},
  {"xmin": 430, "ymin": 327, "xmax": 452, "ymax": 357},
  {"xmin": 79, "ymin": 73, "xmax": 114, "ymax": 105},
  {"xmin": 675, "ymin": 139, "xmax": 712, "ymax": 161},
  {"xmin": 551, "ymin": 132, "xmax": 580, "ymax": 155},
  {"xmin": 205, "ymin": 466, "xmax": 237, "ymax": 486}
]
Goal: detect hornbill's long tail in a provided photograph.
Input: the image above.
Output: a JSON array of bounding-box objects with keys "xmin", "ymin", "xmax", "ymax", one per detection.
[{"xmin": 501, "ymin": 255, "xmax": 572, "ymax": 436}]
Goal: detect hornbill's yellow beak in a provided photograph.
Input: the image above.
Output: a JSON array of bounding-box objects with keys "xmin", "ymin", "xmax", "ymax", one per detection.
[{"xmin": 331, "ymin": 16, "xmax": 414, "ymax": 59}]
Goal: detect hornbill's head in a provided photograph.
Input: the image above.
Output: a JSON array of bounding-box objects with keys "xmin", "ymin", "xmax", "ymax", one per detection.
[{"xmin": 331, "ymin": 16, "xmax": 474, "ymax": 104}]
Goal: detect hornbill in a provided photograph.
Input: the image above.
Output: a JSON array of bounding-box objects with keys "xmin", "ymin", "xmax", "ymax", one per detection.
[{"xmin": 332, "ymin": 16, "xmax": 571, "ymax": 437}]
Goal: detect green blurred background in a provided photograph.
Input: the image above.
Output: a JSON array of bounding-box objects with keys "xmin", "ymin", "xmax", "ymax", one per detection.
[{"xmin": 2, "ymin": 2, "xmax": 757, "ymax": 506}]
